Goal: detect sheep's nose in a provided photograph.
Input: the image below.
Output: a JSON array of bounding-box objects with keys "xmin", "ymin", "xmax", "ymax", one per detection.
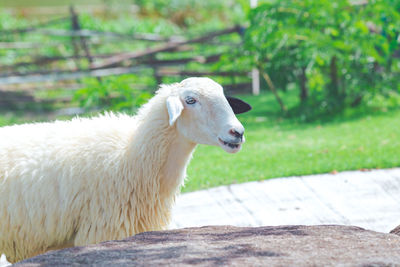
[{"xmin": 229, "ymin": 128, "xmax": 244, "ymax": 139}]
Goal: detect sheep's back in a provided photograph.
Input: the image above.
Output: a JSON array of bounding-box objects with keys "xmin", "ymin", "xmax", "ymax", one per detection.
[{"xmin": 0, "ymin": 114, "xmax": 137, "ymax": 261}]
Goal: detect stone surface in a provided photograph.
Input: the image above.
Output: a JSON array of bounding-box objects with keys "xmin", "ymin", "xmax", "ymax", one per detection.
[
  {"xmin": 15, "ymin": 225, "xmax": 400, "ymax": 266},
  {"xmin": 390, "ymin": 225, "xmax": 400, "ymax": 236}
]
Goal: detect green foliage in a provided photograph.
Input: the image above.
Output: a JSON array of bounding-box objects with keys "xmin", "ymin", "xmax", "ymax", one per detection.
[
  {"xmin": 241, "ymin": 0, "xmax": 400, "ymax": 116},
  {"xmin": 74, "ymin": 74, "xmax": 152, "ymax": 112}
]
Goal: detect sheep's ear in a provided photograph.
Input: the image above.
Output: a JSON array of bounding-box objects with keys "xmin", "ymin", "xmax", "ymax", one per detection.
[
  {"xmin": 226, "ymin": 96, "xmax": 252, "ymax": 114},
  {"xmin": 166, "ymin": 96, "xmax": 184, "ymax": 126}
]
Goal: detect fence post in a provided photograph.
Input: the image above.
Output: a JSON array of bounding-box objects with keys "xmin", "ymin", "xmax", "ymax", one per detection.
[
  {"xmin": 70, "ymin": 6, "xmax": 95, "ymax": 66},
  {"xmin": 251, "ymin": 68, "xmax": 260, "ymax": 95},
  {"xmin": 69, "ymin": 6, "xmax": 81, "ymax": 69},
  {"xmin": 70, "ymin": 5, "xmax": 101, "ymax": 82},
  {"xmin": 250, "ymin": 0, "xmax": 260, "ymax": 95}
]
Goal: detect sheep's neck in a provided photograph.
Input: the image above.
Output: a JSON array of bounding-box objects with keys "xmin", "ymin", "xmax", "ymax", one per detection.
[
  {"xmin": 130, "ymin": 113, "xmax": 196, "ymax": 194},
  {"xmin": 161, "ymin": 132, "xmax": 196, "ymax": 195},
  {"xmin": 125, "ymin": 106, "xmax": 196, "ymax": 232}
]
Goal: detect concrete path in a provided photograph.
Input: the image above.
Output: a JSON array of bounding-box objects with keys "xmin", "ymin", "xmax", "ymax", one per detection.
[{"xmin": 170, "ymin": 168, "xmax": 400, "ymax": 233}]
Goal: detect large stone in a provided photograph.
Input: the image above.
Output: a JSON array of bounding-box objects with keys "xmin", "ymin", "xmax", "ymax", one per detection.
[{"xmin": 15, "ymin": 225, "xmax": 400, "ymax": 266}]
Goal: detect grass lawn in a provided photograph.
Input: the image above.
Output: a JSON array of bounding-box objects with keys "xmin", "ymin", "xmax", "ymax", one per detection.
[
  {"xmin": 0, "ymin": 91, "xmax": 399, "ymax": 192},
  {"xmin": 184, "ymin": 92, "xmax": 400, "ymax": 192}
]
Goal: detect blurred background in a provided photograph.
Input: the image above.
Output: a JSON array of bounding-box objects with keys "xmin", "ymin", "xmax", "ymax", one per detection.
[{"xmin": 0, "ymin": 0, "xmax": 399, "ymax": 191}]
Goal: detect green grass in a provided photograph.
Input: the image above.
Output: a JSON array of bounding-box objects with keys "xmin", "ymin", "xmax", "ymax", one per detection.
[{"xmin": 183, "ymin": 92, "xmax": 400, "ymax": 192}]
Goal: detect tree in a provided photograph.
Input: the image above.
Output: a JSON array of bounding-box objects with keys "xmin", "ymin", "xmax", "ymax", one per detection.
[{"xmin": 242, "ymin": 0, "xmax": 400, "ymax": 115}]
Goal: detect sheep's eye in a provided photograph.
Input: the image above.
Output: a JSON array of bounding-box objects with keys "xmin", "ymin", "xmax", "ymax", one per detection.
[{"xmin": 185, "ymin": 97, "xmax": 196, "ymax": 105}]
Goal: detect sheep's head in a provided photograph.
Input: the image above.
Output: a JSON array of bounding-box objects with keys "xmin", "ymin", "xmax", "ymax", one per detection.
[{"xmin": 166, "ymin": 77, "xmax": 251, "ymax": 153}]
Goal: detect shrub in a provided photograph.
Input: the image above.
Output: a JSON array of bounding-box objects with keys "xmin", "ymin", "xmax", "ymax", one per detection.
[
  {"xmin": 241, "ymin": 0, "xmax": 400, "ymax": 116},
  {"xmin": 74, "ymin": 74, "xmax": 152, "ymax": 112}
]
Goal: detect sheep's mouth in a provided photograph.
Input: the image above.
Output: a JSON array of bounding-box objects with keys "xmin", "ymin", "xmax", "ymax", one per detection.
[{"xmin": 218, "ymin": 138, "xmax": 242, "ymax": 152}]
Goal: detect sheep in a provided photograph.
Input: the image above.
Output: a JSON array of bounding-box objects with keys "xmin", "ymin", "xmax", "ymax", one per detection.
[{"xmin": 0, "ymin": 77, "xmax": 251, "ymax": 263}]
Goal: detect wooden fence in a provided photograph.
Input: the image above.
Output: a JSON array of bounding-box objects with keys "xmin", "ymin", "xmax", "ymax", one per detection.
[{"xmin": 0, "ymin": 7, "xmax": 252, "ymax": 109}]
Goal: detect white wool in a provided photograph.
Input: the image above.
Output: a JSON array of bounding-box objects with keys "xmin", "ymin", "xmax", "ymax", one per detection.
[
  {"xmin": 0, "ymin": 254, "xmax": 10, "ymax": 267},
  {"xmin": 0, "ymin": 77, "xmax": 246, "ymax": 263}
]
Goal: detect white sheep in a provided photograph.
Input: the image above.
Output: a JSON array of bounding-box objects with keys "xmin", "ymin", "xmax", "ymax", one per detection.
[{"xmin": 0, "ymin": 77, "xmax": 251, "ymax": 263}]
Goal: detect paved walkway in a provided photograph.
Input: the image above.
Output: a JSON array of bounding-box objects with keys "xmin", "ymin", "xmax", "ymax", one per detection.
[{"xmin": 170, "ymin": 168, "xmax": 400, "ymax": 233}]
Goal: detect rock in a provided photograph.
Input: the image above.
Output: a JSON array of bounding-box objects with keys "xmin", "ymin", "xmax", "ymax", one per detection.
[
  {"xmin": 15, "ymin": 225, "xmax": 400, "ymax": 266},
  {"xmin": 390, "ymin": 225, "xmax": 400, "ymax": 236}
]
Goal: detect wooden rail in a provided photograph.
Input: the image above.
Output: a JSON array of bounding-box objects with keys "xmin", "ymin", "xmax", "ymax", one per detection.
[
  {"xmin": 90, "ymin": 26, "xmax": 241, "ymax": 69},
  {"xmin": 0, "ymin": 8, "xmax": 252, "ymax": 108},
  {"xmin": 0, "ymin": 67, "xmax": 249, "ymax": 85},
  {"xmin": 0, "ymin": 66, "xmax": 144, "ymax": 85}
]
